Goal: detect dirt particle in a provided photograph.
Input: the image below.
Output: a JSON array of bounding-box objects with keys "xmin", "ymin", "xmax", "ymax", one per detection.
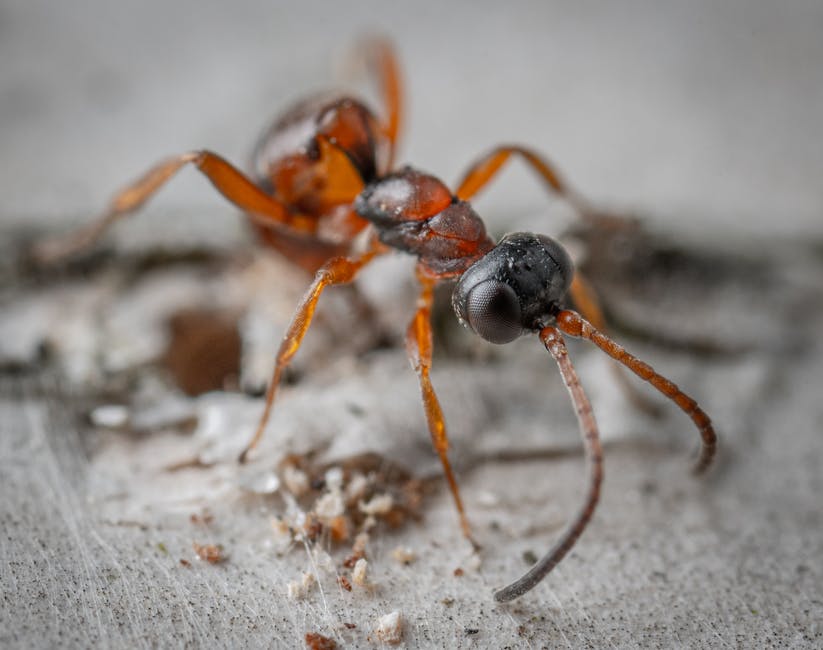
[
  {"xmin": 522, "ymin": 549, "xmax": 538, "ymax": 565},
  {"xmin": 391, "ymin": 546, "xmax": 417, "ymax": 565},
  {"xmin": 164, "ymin": 308, "xmax": 240, "ymax": 396},
  {"xmin": 192, "ymin": 542, "xmax": 225, "ymax": 564},
  {"xmin": 305, "ymin": 631, "xmax": 337, "ymax": 650}
]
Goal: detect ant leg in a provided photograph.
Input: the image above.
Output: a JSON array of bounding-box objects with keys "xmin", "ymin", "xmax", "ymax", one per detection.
[
  {"xmin": 405, "ymin": 269, "xmax": 478, "ymax": 548},
  {"xmin": 569, "ymin": 273, "xmax": 662, "ymax": 417},
  {"xmin": 238, "ymin": 242, "xmax": 383, "ymax": 463},
  {"xmin": 555, "ymin": 309, "xmax": 717, "ymax": 474},
  {"xmin": 454, "ymin": 145, "xmax": 596, "ymax": 222},
  {"xmin": 33, "ymin": 151, "xmax": 307, "ymax": 264},
  {"xmin": 494, "ymin": 326, "xmax": 603, "ymax": 602},
  {"xmin": 358, "ymin": 36, "xmax": 403, "ymax": 170}
]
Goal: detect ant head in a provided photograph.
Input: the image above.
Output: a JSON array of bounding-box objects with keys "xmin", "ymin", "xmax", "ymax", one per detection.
[{"xmin": 452, "ymin": 233, "xmax": 574, "ymax": 344}]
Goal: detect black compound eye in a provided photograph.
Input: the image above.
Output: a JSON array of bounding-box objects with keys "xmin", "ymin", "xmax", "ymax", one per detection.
[{"xmin": 465, "ymin": 279, "xmax": 522, "ymax": 344}]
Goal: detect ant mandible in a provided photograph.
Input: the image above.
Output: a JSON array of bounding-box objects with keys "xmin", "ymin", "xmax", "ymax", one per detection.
[{"xmin": 35, "ymin": 38, "xmax": 717, "ymax": 602}]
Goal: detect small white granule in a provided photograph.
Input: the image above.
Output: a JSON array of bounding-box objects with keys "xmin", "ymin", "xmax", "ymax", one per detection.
[
  {"xmin": 312, "ymin": 549, "xmax": 334, "ymax": 573},
  {"xmin": 286, "ymin": 572, "xmax": 315, "ymax": 600},
  {"xmin": 324, "ymin": 466, "xmax": 344, "ymax": 491},
  {"xmin": 475, "ymin": 490, "xmax": 500, "ymax": 508},
  {"xmin": 314, "ymin": 490, "xmax": 345, "ymax": 519},
  {"xmin": 90, "ymin": 404, "xmax": 130, "ymax": 428},
  {"xmin": 359, "ymin": 493, "xmax": 393, "ymax": 516},
  {"xmin": 270, "ymin": 517, "xmax": 293, "ymax": 554},
  {"xmin": 372, "ymin": 610, "xmax": 403, "ymax": 645},
  {"xmin": 282, "ymin": 465, "xmax": 309, "ymax": 496},
  {"xmin": 345, "ymin": 473, "xmax": 369, "ymax": 502},
  {"xmin": 352, "ymin": 558, "xmax": 370, "ymax": 587},
  {"xmin": 391, "ymin": 546, "xmax": 417, "ymax": 565},
  {"xmin": 352, "ymin": 531, "xmax": 370, "ymax": 556}
]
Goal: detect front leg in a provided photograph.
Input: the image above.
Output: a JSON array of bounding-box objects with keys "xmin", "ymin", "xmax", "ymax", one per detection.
[
  {"xmin": 405, "ymin": 267, "xmax": 478, "ymax": 549},
  {"xmin": 238, "ymin": 242, "xmax": 383, "ymax": 462}
]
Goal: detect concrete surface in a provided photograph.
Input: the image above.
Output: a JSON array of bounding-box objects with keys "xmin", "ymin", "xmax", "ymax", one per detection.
[{"xmin": 2, "ymin": 1, "xmax": 823, "ymax": 648}]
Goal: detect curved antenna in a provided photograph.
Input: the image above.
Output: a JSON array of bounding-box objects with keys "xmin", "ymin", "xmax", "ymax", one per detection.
[
  {"xmin": 494, "ymin": 326, "xmax": 604, "ymax": 602},
  {"xmin": 555, "ymin": 309, "xmax": 717, "ymax": 475}
]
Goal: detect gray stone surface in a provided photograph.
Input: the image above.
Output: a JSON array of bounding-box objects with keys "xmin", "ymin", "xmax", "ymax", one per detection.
[{"xmin": 2, "ymin": 1, "xmax": 823, "ymax": 648}]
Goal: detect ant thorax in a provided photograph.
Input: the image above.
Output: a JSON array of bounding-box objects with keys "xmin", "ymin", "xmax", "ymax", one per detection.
[{"xmin": 354, "ymin": 166, "xmax": 494, "ymax": 276}]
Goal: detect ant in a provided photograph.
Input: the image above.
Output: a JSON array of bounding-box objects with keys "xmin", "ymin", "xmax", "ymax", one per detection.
[{"xmin": 34, "ymin": 38, "xmax": 717, "ymax": 602}]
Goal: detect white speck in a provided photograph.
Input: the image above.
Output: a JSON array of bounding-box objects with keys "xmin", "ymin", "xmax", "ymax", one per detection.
[
  {"xmin": 391, "ymin": 546, "xmax": 417, "ymax": 565},
  {"xmin": 314, "ymin": 490, "xmax": 345, "ymax": 519},
  {"xmin": 476, "ymin": 490, "xmax": 500, "ymax": 508},
  {"xmin": 283, "ymin": 465, "xmax": 310, "ymax": 497},
  {"xmin": 324, "ymin": 466, "xmax": 344, "ymax": 491},
  {"xmin": 373, "ymin": 610, "xmax": 403, "ymax": 645},
  {"xmin": 90, "ymin": 404, "xmax": 130, "ymax": 428},
  {"xmin": 286, "ymin": 571, "xmax": 316, "ymax": 600},
  {"xmin": 352, "ymin": 532, "xmax": 370, "ymax": 555},
  {"xmin": 312, "ymin": 549, "xmax": 334, "ymax": 573},
  {"xmin": 238, "ymin": 470, "xmax": 281, "ymax": 495},
  {"xmin": 345, "ymin": 473, "xmax": 369, "ymax": 502},
  {"xmin": 270, "ymin": 517, "xmax": 293, "ymax": 554},
  {"xmin": 352, "ymin": 558, "xmax": 370, "ymax": 587},
  {"xmin": 359, "ymin": 493, "xmax": 393, "ymax": 516}
]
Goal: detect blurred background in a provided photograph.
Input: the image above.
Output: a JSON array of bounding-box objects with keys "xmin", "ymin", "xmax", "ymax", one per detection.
[{"xmin": 2, "ymin": 0, "xmax": 822, "ymax": 239}]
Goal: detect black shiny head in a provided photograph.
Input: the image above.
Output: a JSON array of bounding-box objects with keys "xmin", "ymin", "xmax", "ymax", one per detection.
[{"xmin": 452, "ymin": 232, "xmax": 574, "ymax": 344}]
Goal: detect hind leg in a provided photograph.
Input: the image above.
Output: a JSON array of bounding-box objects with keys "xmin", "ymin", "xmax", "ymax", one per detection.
[
  {"xmin": 454, "ymin": 144, "xmax": 595, "ymax": 221},
  {"xmin": 33, "ymin": 150, "xmax": 308, "ymax": 264}
]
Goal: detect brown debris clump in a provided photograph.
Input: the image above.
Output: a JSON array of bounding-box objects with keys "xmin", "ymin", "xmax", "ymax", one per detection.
[
  {"xmin": 192, "ymin": 542, "xmax": 225, "ymax": 564},
  {"xmin": 305, "ymin": 631, "xmax": 337, "ymax": 650},
  {"xmin": 273, "ymin": 452, "xmax": 425, "ymax": 566},
  {"xmin": 163, "ymin": 308, "xmax": 241, "ymax": 396}
]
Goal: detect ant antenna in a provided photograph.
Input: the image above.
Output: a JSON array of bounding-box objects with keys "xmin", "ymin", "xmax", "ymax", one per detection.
[
  {"xmin": 494, "ymin": 326, "xmax": 603, "ymax": 602},
  {"xmin": 555, "ymin": 310, "xmax": 717, "ymax": 474}
]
